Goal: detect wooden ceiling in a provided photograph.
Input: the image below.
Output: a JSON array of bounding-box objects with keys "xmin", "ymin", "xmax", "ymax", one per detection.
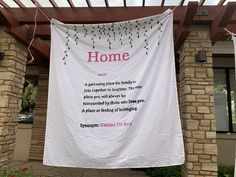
[{"xmin": 0, "ymin": 0, "xmax": 235, "ymax": 68}]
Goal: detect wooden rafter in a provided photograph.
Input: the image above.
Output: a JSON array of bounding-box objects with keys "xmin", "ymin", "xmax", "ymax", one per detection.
[
  {"xmin": 175, "ymin": 1, "xmax": 198, "ymax": 52},
  {"xmin": 0, "ymin": 4, "xmax": 235, "ymax": 68},
  {"xmin": 86, "ymin": 0, "xmax": 91, "ymax": 7},
  {"xmin": 161, "ymin": 0, "xmax": 165, "ymax": 6},
  {"xmin": 67, "ymin": 0, "xmax": 75, "ymax": 7},
  {"xmin": 29, "ymin": 24, "xmax": 50, "ymax": 39},
  {"xmin": 0, "ymin": 8, "xmax": 20, "ymax": 27},
  {"xmin": 211, "ymin": 2, "xmax": 236, "ymax": 43},
  {"xmin": 199, "ymin": 0, "xmax": 205, "ymax": 6},
  {"xmin": 27, "ymin": 48, "xmax": 49, "ymax": 69},
  {"xmin": 8, "ymin": 26, "xmax": 50, "ymax": 60},
  {"xmin": 183, "ymin": 1, "xmax": 198, "ymax": 26},
  {"xmin": 13, "ymin": 0, "xmax": 25, "ymax": 8},
  {"xmin": 179, "ymin": 0, "xmax": 185, "ymax": 6},
  {"xmin": 49, "ymin": 0, "xmax": 58, "ymax": 8},
  {"xmin": 219, "ymin": 2, "xmax": 236, "ymax": 26},
  {"xmin": 104, "ymin": 0, "xmax": 109, "ymax": 7},
  {"xmin": 31, "ymin": 0, "xmax": 41, "ymax": 7},
  {"xmin": 4, "ymin": 7, "xmax": 180, "ymax": 24},
  {"xmin": 0, "ymin": 8, "xmax": 50, "ymax": 68},
  {"xmin": 0, "ymin": 0, "xmax": 10, "ymax": 8},
  {"xmin": 143, "ymin": 0, "xmax": 145, "ymax": 7},
  {"xmin": 218, "ymin": 0, "xmax": 226, "ymax": 6},
  {"xmin": 4, "ymin": 7, "xmax": 236, "ymax": 25}
]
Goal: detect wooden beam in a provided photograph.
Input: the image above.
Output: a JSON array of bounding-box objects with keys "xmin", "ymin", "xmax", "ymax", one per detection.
[
  {"xmin": 0, "ymin": 7, "xmax": 49, "ymax": 68},
  {"xmin": 104, "ymin": 0, "xmax": 109, "ymax": 7},
  {"xmin": 219, "ymin": 2, "xmax": 236, "ymax": 26},
  {"xmin": 67, "ymin": 0, "xmax": 75, "ymax": 7},
  {"xmin": 0, "ymin": 1, "xmax": 10, "ymax": 8},
  {"xmin": 211, "ymin": 2, "xmax": 236, "ymax": 43},
  {"xmin": 179, "ymin": 0, "xmax": 185, "ymax": 6},
  {"xmin": 2, "ymin": 7, "xmax": 182, "ymax": 24},
  {"xmin": 25, "ymin": 74, "xmax": 39, "ymax": 81},
  {"xmin": 27, "ymin": 49, "xmax": 49, "ymax": 69},
  {"xmin": 0, "ymin": 8, "xmax": 20, "ymax": 27},
  {"xmin": 174, "ymin": 27, "xmax": 189, "ymax": 53},
  {"xmin": 29, "ymin": 24, "xmax": 50, "ymax": 38},
  {"xmin": 123, "ymin": 0, "xmax": 126, "ymax": 7},
  {"xmin": 31, "ymin": 0, "xmax": 41, "ymax": 7},
  {"xmin": 3, "ymin": 6, "xmax": 236, "ymax": 25},
  {"xmin": 86, "ymin": 0, "xmax": 91, "ymax": 7},
  {"xmin": 161, "ymin": 0, "xmax": 165, "ymax": 6},
  {"xmin": 49, "ymin": 0, "xmax": 58, "ymax": 8},
  {"xmin": 7, "ymin": 25, "xmax": 50, "ymax": 60},
  {"xmin": 199, "ymin": 0, "xmax": 205, "ymax": 6},
  {"xmin": 211, "ymin": 24, "xmax": 236, "ymax": 44},
  {"xmin": 143, "ymin": 0, "xmax": 145, "ymax": 7},
  {"xmin": 174, "ymin": 2, "xmax": 198, "ymax": 53},
  {"xmin": 13, "ymin": 0, "xmax": 26, "ymax": 8},
  {"xmin": 183, "ymin": 1, "xmax": 198, "ymax": 26},
  {"xmin": 218, "ymin": 0, "xmax": 226, "ymax": 6}
]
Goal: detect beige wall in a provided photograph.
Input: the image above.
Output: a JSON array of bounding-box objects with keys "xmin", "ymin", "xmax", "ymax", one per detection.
[
  {"xmin": 212, "ymin": 41, "xmax": 234, "ymax": 54},
  {"xmin": 216, "ymin": 133, "xmax": 236, "ymax": 166},
  {"xmin": 13, "ymin": 123, "xmax": 32, "ymax": 161}
]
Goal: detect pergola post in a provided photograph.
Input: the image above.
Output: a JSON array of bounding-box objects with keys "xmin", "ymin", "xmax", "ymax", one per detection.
[
  {"xmin": 178, "ymin": 26, "xmax": 218, "ymax": 177},
  {"xmin": 29, "ymin": 69, "xmax": 48, "ymax": 160},
  {"xmin": 0, "ymin": 27, "xmax": 27, "ymax": 166}
]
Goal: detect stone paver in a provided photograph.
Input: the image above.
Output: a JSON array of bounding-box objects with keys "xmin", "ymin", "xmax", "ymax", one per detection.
[{"xmin": 22, "ymin": 161, "xmax": 148, "ymax": 177}]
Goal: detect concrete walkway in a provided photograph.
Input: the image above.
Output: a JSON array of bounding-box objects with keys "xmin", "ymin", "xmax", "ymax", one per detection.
[{"xmin": 22, "ymin": 161, "xmax": 149, "ymax": 177}]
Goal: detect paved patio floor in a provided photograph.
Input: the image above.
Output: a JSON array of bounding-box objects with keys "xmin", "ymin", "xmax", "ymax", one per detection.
[{"xmin": 22, "ymin": 161, "xmax": 149, "ymax": 177}]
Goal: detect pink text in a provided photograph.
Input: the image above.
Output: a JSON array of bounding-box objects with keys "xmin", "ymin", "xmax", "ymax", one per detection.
[{"xmin": 88, "ymin": 52, "xmax": 130, "ymax": 63}]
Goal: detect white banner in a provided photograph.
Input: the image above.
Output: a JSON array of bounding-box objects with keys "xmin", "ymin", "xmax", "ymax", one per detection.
[{"xmin": 44, "ymin": 9, "xmax": 184, "ymax": 168}]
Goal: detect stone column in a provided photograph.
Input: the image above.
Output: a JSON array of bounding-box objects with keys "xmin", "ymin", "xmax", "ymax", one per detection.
[
  {"xmin": 0, "ymin": 27, "xmax": 27, "ymax": 166},
  {"xmin": 179, "ymin": 26, "xmax": 218, "ymax": 177},
  {"xmin": 29, "ymin": 69, "xmax": 48, "ymax": 160}
]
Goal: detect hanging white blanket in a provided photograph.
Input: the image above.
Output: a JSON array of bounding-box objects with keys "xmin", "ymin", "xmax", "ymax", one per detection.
[{"xmin": 43, "ymin": 9, "xmax": 185, "ymax": 168}]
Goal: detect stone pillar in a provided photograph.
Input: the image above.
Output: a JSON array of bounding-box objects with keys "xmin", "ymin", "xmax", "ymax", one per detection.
[
  {"xmin": 0, "ymin": 27, "xmax": 27, "ymax": 166},
  {"xmin": 29, "ymin": 69, "xmax": 48, "ymax": 160},
  {"xmin": 179, "ymin": 26, "xmax": 218, "ymax": 177}
]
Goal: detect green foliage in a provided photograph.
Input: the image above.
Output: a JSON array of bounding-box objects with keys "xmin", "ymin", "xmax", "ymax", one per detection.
[
  {"xmin": 0, "ymin": 164, "xmax": 34, "ymax": 177},
  {"xmin": 146, "ymin": 166, "xmax": 181, "ymax": 177},
  {"xmin": 146, "ymin": 165, "xmax": 235, "ymax": 177},
  {"xmin": 21, "ymin": 82, "xmax": 37, "ymax": 114},
  {"xmin": 218, "ymin": 165, "xmax": 234, "ymax": 177}
]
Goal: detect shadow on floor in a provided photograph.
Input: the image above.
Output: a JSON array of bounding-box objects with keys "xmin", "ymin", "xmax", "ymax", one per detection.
[{"xmin": 21, "ymin": 161, "xmax": 148, "ymax": 177}]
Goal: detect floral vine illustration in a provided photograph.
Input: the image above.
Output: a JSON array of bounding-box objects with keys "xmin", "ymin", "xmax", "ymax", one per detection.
[
  {"xmin": 60, "ymin": 13, "xmax": 167, "ymax": 63},
  {"xmin": 62, "ymin": 25, "xmax": 70, "ymax": 65}
]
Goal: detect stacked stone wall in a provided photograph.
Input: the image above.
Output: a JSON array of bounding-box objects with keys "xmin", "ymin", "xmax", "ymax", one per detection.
[
  {"xmin": 0, "ymin": 27, "xmax": 27, "ymax": 166},
  {"xmin": 179, "ymin": 26, "xmax": 218, "ymax": 177},
  {"xmin": 29, "ymin": 69, "xmax": 48, "ymax": 160}
]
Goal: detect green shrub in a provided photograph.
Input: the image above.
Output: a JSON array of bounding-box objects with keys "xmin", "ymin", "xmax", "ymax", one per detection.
[
  {"xmin": 0, "ymin": 164, "xmax": 34, "ymax": 177},
  {"xmin": 146, "ymin": 166, "xmax": 181, "ymax": 177},
  {"xmin": 146, "ymin": 165, "xmax": 234, "ymax": 177},
  {"xmin": 218, "ymin": 165, "xmax": 234, "ymax": 177}
]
